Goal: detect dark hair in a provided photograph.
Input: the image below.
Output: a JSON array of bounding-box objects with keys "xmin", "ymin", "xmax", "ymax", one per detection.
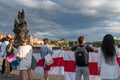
[
  {"xmin": 5, "ymin": 37, "xmax": 10, "ymax": 41},
  {"xmin": 101, "ymin": 34, "xmax": 116, "ymax": 65},
  {"xmin": 1, "ymin": 38, "xmax": 6, "ymax": 42},
  {"xmin": 9, "ymin": 38, "xmax": 14, "ymax": 42},
  {"xmin": 43, "ymin": 38, "xmax": 49, "ymax": 42},
  {"xmin": 78, "ymin": 36, "xmax": 85, "ymax": 44},
  {"xmin": 21, "ymin": 37, "xmax": 28, "ymax": 43}
]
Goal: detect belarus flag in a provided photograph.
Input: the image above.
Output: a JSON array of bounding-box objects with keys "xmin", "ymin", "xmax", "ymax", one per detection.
[{"xmin": 34, "ymin": 49, "xmax": 120, "ymax": 80}]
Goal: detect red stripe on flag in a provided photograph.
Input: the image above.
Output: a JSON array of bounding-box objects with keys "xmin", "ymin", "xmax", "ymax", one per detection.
[
  {"xmin": 37, "ymin": 57, "xmax": 64, "ymax": 66},
  {"xmin": 89, "ymin": 62, "xmax": 99, "ymax": 75},
  {"xmin": 64, "ymin": 61, "xmax": 99, "ymax": 75},
  {"xmin": 117, "ymin": 58, "xmax": 120, "ymax": 66},
  {"xmin": 37, "ymin": 57, "xmax": 120, "ymax": 75},
  {"xmin": 37, "ymin": 59, "xmax": 44, "ymax": 66},
  {"xmin": 64, "ymin": 60, "xmax": 76, "ymax": 72},
  {"xmin": 52, "ymin": 57, "xmax": 64, "ymax": 66}
]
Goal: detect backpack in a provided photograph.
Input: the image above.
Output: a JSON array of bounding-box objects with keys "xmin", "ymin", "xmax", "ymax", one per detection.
[{"xmin": 74, "ymin": 45, "xmax": 89, "ymax": 66}]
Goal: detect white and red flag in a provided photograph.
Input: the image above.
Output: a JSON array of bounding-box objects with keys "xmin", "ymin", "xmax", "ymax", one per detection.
[{"xmin": 34, "ymin": 49, "xmax": 120, "ymax": 80}]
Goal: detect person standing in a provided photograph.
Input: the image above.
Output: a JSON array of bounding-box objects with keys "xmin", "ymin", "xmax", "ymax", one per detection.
[
  {"xmin": 62, "ymin": 36, "xmax": 98, "ymax": 80},
  {"xmin": 74, "ymin": 36, "xmax": 98, "ymax": 80},
  {"xmin": 17, "ymin": 37, "xmax": 33, "ymax": 80},
  {"xmin": 1, "ymin": 37, "xmax": 9, "ymax": 75},
  {"xmin": 4, "ymin": 38, "xmax": 15, "ymax": 78},
  {"xmin": 98, "ymin": 34, "xmax": 120, "ymax": 80},
  {"xmin": 40, "ymin": 38, "xmax": 53, "ymax": 80}
]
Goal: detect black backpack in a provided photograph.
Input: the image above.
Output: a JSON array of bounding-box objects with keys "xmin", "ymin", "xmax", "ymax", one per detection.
[{"xmin": 74, "ymin": 46, "xmax": 89, "ymax": 66}]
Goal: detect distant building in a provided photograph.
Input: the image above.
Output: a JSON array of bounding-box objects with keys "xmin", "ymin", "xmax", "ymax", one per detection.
[
  {"xmin": 29, "ymin": 36, "xmax": 43, "ymax": 46},
  {"xmin": 0, "ymin": 34, "xmax": 6, "ymax": 39},
  {"xmin": 0, "ymin": 34, "xmax": 14, "ymax": 40},
  {"xmin": 52, "ymin": 39, "xmax": 69, "ymax": 47}
]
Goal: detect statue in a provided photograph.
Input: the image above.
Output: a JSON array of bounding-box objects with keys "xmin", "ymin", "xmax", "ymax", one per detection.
[
  {"xmin": 13, "ymin": 9, "xmax": 29, "ymax": 42},
  {"xmin": 18, "ymin": 9, "xmax": 25, "ymax": 23}
]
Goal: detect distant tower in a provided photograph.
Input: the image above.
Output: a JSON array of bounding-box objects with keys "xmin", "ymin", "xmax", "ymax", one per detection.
[{"xmin": 13, "ymin": 9, "xmax": 29, "ymax": 42}]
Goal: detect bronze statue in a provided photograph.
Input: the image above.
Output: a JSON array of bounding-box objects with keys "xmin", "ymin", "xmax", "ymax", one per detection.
[{"xmin": 13, "ymin": 9, "xmax": 29, "ymax": 42}]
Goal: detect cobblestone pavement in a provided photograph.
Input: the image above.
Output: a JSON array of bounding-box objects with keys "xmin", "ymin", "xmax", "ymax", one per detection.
[{"xmin": 0, "ymin": 58, "xmax": 64, "ymax": 80}]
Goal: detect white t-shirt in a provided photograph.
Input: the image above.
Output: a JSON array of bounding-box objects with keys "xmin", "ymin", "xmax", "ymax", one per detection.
[
  {"xmin": 98, "ymin": 48, "xmax": 120, "ymax": 79},
  {"xmin": 17, "ymin": 45, "xmax": 33, "ymax": 70}
]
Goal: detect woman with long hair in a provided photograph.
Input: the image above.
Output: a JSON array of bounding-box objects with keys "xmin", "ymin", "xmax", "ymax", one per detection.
[{"xmin": 98, "ymin": 34, "xmax": 120, "ymax": 80}]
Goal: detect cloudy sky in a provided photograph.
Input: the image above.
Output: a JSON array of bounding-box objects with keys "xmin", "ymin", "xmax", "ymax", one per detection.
[{"xmin": 0, "ymin": 0, "xmax": 120, "ymax": 42}]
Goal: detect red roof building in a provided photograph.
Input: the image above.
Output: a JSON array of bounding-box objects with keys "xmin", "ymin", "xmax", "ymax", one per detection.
[{"xmin": 0, "ymin": 34, "xmax": 14, "ymax": 39}]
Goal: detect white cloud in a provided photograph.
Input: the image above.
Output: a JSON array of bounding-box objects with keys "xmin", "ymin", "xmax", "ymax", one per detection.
[
  {"xmin": 104, "ymin": 21, "xmax": 120, "ymax": 33},
  {"xmin": 16, "ymin": 0, "xmax": 61, "ymax": 11},
  {"xmin": 16, "ymin": 0, "xmax": 38, "ymax": 8},
  {"xmin": 1, "ymin": 0, "xmax": 120, "ymax": 41},
  {"xmin": 33, "ymin": 31, "xmax": 54, "ymax": 38},
  {"xmin": 60, "ymin": 0, "xmax": 120, "ymax": 17}
]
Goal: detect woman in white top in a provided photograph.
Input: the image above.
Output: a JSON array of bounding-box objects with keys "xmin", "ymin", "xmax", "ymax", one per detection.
[
  {"xmin": 17, "ymin": 37, "xmax": 33, "ymax": 80},
  {"xmin": 98, "ymin": 34, "xmax": 120, "ymax": 80}
]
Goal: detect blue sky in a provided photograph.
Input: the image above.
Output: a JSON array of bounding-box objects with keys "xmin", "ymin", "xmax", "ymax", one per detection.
[{"xmin": 0, "ymin": 0, "xmax": 120, "ymax": 42}]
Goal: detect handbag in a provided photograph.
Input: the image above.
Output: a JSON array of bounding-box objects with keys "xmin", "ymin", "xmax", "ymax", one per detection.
[
  {"xmin": 6, "ymin": 54, "xmax": 19, "ymax": 66},
  {"xmin": 6, "ymin": 54, "xmax": 17, "ymax": 62},
  {"xmin": 31, "ymin": 55, "xmax": 37, "ymax": 69},
  {"xmin": 45, "ymin": 54, "xmax": 53, "ymax": 66}
]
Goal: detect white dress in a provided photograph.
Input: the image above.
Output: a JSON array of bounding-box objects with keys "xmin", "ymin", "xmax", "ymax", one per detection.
[
  {"xmin": 17, "ymin": 45, "xmax": 33, "ymax": 70},
  {"xmin": 98, "ymin": 48, "xmax": 120, "ymax": 79}
]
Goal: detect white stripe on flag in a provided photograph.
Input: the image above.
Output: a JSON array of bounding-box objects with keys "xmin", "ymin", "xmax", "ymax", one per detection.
[
  {"xmin": 35, "ymin": 66, "xmax": 64, "ymax": 75},
  {"xmin": 34, "ymin": 50, "xmax": 100, "ymax": 80}
]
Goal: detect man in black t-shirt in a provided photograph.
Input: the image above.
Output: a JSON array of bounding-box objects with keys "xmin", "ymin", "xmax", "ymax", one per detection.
[
  {"xmin": 63, "ymin": 36, "xmax": 98, "ymax": 80},
  {"xmin": 74, "ymin": 36, "xmax": 98, "ymax": 80}
]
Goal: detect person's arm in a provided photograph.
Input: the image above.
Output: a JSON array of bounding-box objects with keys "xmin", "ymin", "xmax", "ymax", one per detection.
[
  {"xmin": 93, "ymin": 48, "xmax": 98, "ymax": 53},
  {"xmin": 86, "ymin": 45, "xmax": 98, "ymax": 53},
  {"xmin": 61, "ymin": 47, "xmax": 72, "ymax": 51},
  {"xmin": 6, "ymin": 44, "xmax": 13, "ymax": 53},
  {"xmin": 1, "ymin": 44, "xmax": 5, "ymax": 57},
  {"xmin": 61, "ymin": 46, "xmax": 77, "ymax": 51},
  {"xmin": 16, "ymin": 46, "xmax": 23, "ymax": 59}
]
